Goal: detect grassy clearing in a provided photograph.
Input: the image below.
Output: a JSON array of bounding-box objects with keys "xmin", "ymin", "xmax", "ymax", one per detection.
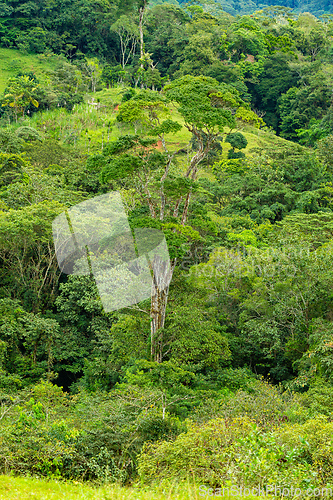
[
  {"xmin": 0, "ymin": 475, "xmax": 264, "ymax": 500},
  {"xmin": 0, "ymin": 52, "xmax": 292, "ymax": 158},
  {"xmin": 20, "ymin": 87, "xmax": 290, "ymax": 191},
  {"xmin": 0, "ymin": 48, "xmax": 63, "ymax": 93},
  {"xmin": 23, "ymin": 87, "xmax": 192, "ymax": 153},
  {"xmin": 240, "ymin": 124, "xmax": 292, "ymax": 153},
  {"xmin": 25, "ymin": 86, "xmax": 284, "ymax": 158},
  {"xmin": 0, "ymin": 69, "xmax": 292, "ymax": 172}
]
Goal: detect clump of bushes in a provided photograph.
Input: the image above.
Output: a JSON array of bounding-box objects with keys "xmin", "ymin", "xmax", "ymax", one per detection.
[
  {"xmin": 138, "ymin": 415, "xmax": 333, "ymax": 493},
  {"xmin": 1, "ymin": 378, "xmax": 333, "ymax": 490},
  {"xmin": 193, "ymin": 378, "xmax": 310, "ymax": 428},
  {"xmin": 0, "ymin": 381, "xmax": 184, "ymax": 483}
]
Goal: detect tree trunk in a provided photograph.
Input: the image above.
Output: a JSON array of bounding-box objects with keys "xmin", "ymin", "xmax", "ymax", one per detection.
[
  {"xmin": 150, "ymin": 257, "xmax": 176, "ymax": 363},
  {"xmin": 181, "ymin": 191, "xmax": 191, "ymax": 225},
  {"xmin": 138, "ymin": 6, "xmax": 145, "ymax": 68},
  {"xmin": 150, "ymin": 135, "xmax": 211, "ymax": 354},
  {"xmin": 150, "ymin": 284, "xmax": 169, "ymax": 363}
]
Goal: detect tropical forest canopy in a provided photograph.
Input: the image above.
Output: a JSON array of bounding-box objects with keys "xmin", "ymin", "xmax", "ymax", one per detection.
[{"xmin": 0, "ymin": 0, "xmax": 333, "ymax": 497}]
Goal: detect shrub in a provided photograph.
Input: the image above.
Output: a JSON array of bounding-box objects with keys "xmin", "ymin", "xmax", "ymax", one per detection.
[
  {"xmin": 0, "ymin": 382, "xmax": 186, "ymax": 483},
  {"xmin": 16, "ymin": 126, "xmax": 43, "ymax": 142},
  {"xmin": 298, "ymin": 381, "xmax": 333, "ymax": 418},
  {"xmin": 138, "ymin": 415, "xmax": 332, "ymax": 492},
  {"xmin": 193, "ymin": 379, "xmax": 309, "ymax": 427}
]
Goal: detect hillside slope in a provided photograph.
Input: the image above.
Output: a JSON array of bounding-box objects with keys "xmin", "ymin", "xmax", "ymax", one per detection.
[{"xmin": 0, "ymin": 48, "xmax": 63, "ymax": 93}]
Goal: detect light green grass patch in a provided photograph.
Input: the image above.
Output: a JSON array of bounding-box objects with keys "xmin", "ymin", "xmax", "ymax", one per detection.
[
  {"xmin": 0, "ymin": 476, "xmax": 266, "ymax": 500},
  {"xmin": 0, "ymin": 48, "xmax": 63, "ymax": 93}
]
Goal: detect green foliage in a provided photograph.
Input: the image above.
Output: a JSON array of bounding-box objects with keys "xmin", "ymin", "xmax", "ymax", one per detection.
[
  {"xmin": 1, "ymin": 0, "xmax": 120, "ymax": 60},
  {"xmin": 0, "ymin": 128, "xmax": 25, "ymax": 153},
  {"xmin": 16, "ymin": 28, "xmax": 48, "ymax": 54},
  {"xmin": 0, "ymin": 152, "xmax": 27, "ymax": 186},
  {"xmin": 211, "ymin": 143, "xmax": 333, "ymax": 223},
  {"xmin": 49, "ymin": 62, "xmax": 85, "ymax": 111},
  {"xmin": 165, "ymin": 301, "xmax": 230, "ymax": 369},
  {"xmin": 0, "ymin": 381, "xmax": 186, "ymax": 482},
  {"xmin": 279, "ymin": 84, "xmax": 331, "ymax": 141},
  {"xmin": 1, "ymin": 75, "xmax": 39, "ymax": 121},
  {"xmin": 164, "ymin": 75, "xmax": 240, "ymax": 133},
  {"xmin": 16, "ymin": 126, "xmax": 42, "ymax": 142},
  {"xmin": 1, "ymin": 6, "xmax": 333, "ymax": 493},
  {"xmin": 54, "ymin": 275, "xmax": 115, "ymax": 387},
  {"xmin": 226, "ymin": 132, "xmax": 248, "ymax": 150},
  {"xmin": 102, "ymin": 64, "xmax": 123, "ymax": 88},
  {"xmin": 188, "ymin": 212, "xmax": 333, "ymax": 382},
  {"xmin": 0, "ymin": 200, "xmax": 65, "ymax": 311},
  {"xmin": 138, "ymin": 414, "xmax": 320, "ymax": 488},
  {"xmin": 0, "ymin": 298, "xmax": 60, "ymax": 386},
  {"xmin": 138, "ymin": 389, "xmax": 333, "ymax": 489}
]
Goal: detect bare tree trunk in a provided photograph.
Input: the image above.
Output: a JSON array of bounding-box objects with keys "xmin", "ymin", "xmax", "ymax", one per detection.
[
  {"xmin": 150, "ymin": 285, "xmax": 169, "ymax": 363},
  {"xmin": 121, "ymin": 35, "xmax": 125, "ymax": 69},
  {"xmin": 150, "ymin": 257, "xmax": 176, "ymax": 363},
  {"xmin": 181, "ymin": 191, "xmax": 191, "ymax": 226},
  {"xmin": 159, "ymin": 151, "xmax": 174, "ymax": 221},
  {"xmin": 173, "ymin": 136, "xmax": 205, "ymax": 218},
  {"xmin": 138, "ymin": 6, "xmax": 145, "ymax": 68},
  {"xmin": 138, "ymin": 2, "xmax": 146, "ymax": 88},
  {"xmin": 148, "ymin": 130, "xmax": 217, "ymax": 362}
]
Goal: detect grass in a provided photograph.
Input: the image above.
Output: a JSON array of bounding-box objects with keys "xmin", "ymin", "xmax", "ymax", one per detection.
[
  {"xmin": 14, "ymin": 86, "xmax": 291, "ymax": 196},
  {"xmin": 22, "ymin": 87, "xmax": 193, "ymax": 153},
  {"xmin": 23, "ymin": 86, "xmax": 287, "ymax": 160},
  {"xmin": 0, "ymin": 49, "xmax": 295, "ymax": 159},
  {"xmin": 0, "ymin": 475, "xmax": 265, "ymax": 500},
  {"xmin": 0, "ymin": 61, "xmax": 294, "ymax": 183},
  {"xmin": 0, "ymin": 48, "xmax": 63, "ymax": 93}
]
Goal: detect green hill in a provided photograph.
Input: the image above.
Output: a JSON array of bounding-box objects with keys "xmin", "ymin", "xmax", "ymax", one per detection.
[{"xmin": 0, "ymin": 48, "xmax": 63, "ymax": 93}]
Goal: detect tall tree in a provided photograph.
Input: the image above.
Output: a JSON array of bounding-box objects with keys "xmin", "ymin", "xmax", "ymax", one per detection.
[
  {"xmin": 99, "ymin": 77, "xmax": 262, "ymax": 362},
  {"xmin": 111, "ymin": 15, "xmax": 139, "ymax": 70},
  {"xmin": 138, "ymin": 0, "xmax": 148, "ymax": 69}
]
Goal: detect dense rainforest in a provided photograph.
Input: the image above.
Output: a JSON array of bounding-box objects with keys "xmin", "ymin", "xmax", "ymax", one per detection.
[{"xmin": 1, "ymin": 1, "xmax": 333, "ymax": 498}]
